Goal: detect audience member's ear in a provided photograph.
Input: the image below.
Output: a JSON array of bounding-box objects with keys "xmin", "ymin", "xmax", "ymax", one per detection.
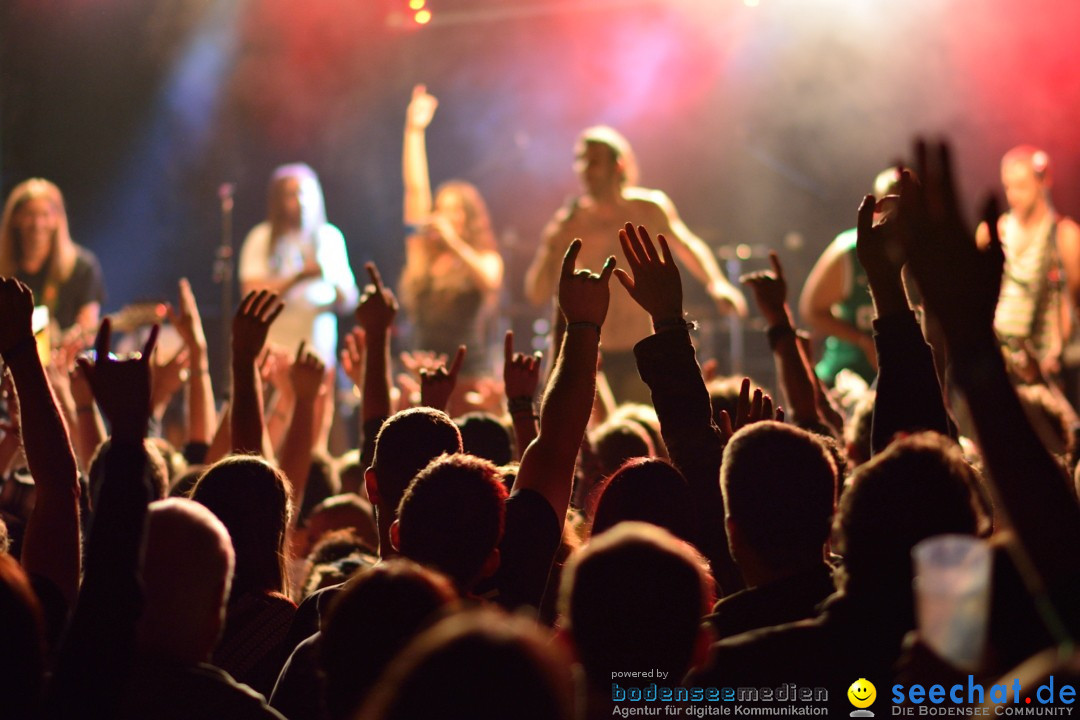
[
  {"xmin": 690, "ymin": 622, "xmax": 717, "ymax": 675},
  {"xmin": 479, "ymin": 547, "xmax": 501, "ymax": 581},
  {"xmin": 365, "ymin": 467, "xmax": 381, "ymax": 506},
  {"xmin": 389, "ymin": 519, "xmax": 401, "ymax": 551}
]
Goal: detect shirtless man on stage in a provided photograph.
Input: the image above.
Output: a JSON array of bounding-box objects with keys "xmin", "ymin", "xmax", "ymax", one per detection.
[
  {"xmin": 977, "ymin": 146, "xmax": 1080, "ymax": 380},
  {"xmin": 526, "ymin": 126, "xmax": 746, "ymax": 402}
]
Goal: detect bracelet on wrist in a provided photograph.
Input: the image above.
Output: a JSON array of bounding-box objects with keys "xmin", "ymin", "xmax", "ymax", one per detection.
[
  {"xmin": 653, "ymin": 316, "xmax": 697, "ymax": 333},
  {"xmin": 766, "ymin": 323, "xmax": 797, "ymax": 350},
  {"xmin": 508, "ymin": 396, "xmax": 536, "ymax": 416},
  {"xmin": 566, "ymin": 321, "xmax": 601, "ymax": 335}
]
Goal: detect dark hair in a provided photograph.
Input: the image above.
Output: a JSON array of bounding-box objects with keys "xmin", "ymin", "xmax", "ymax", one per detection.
[
  {"xmin": 298, "ymin": 451, "xmax": 340, "ymax": 525},
  {"xmin": 707, "ymin": 375, "xmax": 769, "ymax": 428},
  {"xmin": 589, "ymin": 420, "xmax": 654, "ymax": 477},
  {"xmin": 721, "ymin": 422, "xmax": 837, "ymax": 571},
  {"xmin": 372, "ymin": 408, "xmax": 462, "ymax": 514},
  {"xmin": 845, "ymin": 390, "xmax": 876, "ymax": 467},
  {"xmin": 190, "ymin": 455, "xmax": 293, "ymax": 598},
  {"xmin": 608, "ymin": 403, "xmax": 668, "ymax": 459},
  {"xmin": 590, "ymin": 457, "xmax": 698, "ymax": 547},
  {"xmin": 457, "ymin": 412, "xmax": 513, "ymax": 466},
  {"xmin": 396, "ymin": 454, "xmax": 507, "ymax": 591},
  {"xmin": 561, "ymin": 523, "xmax": 713, "ymax": 686},
  {"xmin": 321, "ymin": 559, "xmax": 457, "ymax": 720},
  {"xmin": 434, "ymin": 180, "xmax": 496, "ymax": 253},
  {"xmin": 359, "ymin": 607, "xmax": 573, "ymax": 720},
  {"xmin": 836, "ymin": 432, "xmax": 980, "ymax": 598}
]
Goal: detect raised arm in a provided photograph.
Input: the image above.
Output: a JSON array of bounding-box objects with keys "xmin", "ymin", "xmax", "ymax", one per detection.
[
  {"xmin": 49, "ymin": 322, "xmax": 158, "ymax": 718},
  {"xmin": 278, "ymin": 342, "xmax": 325, "ymax": 528},
  {"xmin": 230, "ymin": 290, "xmax": 284, "ymax": 455},
  {"xmin": 166, "ymin": 279, "xmax": 216, "ymax": 446},
  {"xmin": 653, "ymin": 191, "xmax": 747, "ymax": 317},
  {"xmin": 857, "ymin": 192, "xmax": 950, "ymax": 453},
  {"xmin": 356, "ymin": 262, "xmax": 398, "ymax": 464},
  {"xmin": 0, "ymin": 278, "xmax": 81, "ymax": 608},
  {"xmin": 900, "ymin": 140, "xmax": 1080, "ymax": 638},
  {"xmin": 504, "ymin": 330, "xmax": 542, "ymax": 458},
  {"xmin": 615, "ymin": 223, "xmax": 742, "ymax": 593},
  {"xmin": 514, "ymin": 239, "xmax": 614, "ymax": 519},
  {"xmin": 741, "ymin": 252, "xmax": 820, "ymax": 427},
  {"xmin": 403, "ymin": 84, "xmax": 437, "ymax": 227}
]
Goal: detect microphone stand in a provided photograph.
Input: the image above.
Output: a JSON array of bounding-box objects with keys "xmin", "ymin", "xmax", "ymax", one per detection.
[{"xmin": 213, "ymin": 183, "xmax": 235, "ymax": 399}]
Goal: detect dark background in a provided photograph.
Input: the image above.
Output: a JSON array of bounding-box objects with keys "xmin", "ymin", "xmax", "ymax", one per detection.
[{"xmin": 3, "ymin": 0, "xmax": 1079, "ymax": 381}]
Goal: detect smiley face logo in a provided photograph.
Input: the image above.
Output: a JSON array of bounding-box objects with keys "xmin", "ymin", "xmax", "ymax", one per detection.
[{"xmin": 848, "ymin": 678, "xmax": 876, "ymax": 709}]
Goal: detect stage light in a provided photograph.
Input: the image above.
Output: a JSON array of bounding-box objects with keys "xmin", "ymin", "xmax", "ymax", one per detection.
[
  {"xmin": 409, "ymin": 0, "xmax": 425, "ymax": 9},
  {"xmin": 743, "ymin": 0, "xmax": 760, "ymax": 6},
  {"xmin": 414, "ymin": 9, "xmax": 432, "ymax": 24}
]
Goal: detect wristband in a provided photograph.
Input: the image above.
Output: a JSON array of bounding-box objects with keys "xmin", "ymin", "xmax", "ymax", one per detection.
[
  {"xmin": 0, "ymin": 335, "xmax": 36, "ymax": 362},
  {"xmin": 766, "ymin": 323, "xmax": 797, "ymax": 350},
  {"xmin": 508, "ymin": 396, "xmax": 536, "ymax": 416},
  {"xmin": 652, "ymin": 317, "xmax": 697, "ymax": 333},
  {"xmin": 566, "ymin": 321, "xmax": 601, "ymax": 335}
]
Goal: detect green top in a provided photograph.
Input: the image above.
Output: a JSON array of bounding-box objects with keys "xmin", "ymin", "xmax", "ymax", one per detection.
[{"xmin": 814, "ymin": 228, "xmax": 876, "ymax": 386}]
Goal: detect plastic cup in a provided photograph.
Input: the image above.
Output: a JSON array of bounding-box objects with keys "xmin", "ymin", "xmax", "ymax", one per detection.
[{"xmin": 912, "ymin": 534, "xmax": 992, "ymax": 671}]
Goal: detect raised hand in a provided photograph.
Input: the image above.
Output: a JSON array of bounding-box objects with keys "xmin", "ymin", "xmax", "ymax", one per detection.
[
  {"xmin": 76, "ymin": 319, "xmax": 159, "ymax": 443},
  {"xmin": 419, "ymin": 344, "xmax": 465, "ymax": 412},
  {"xmin": 0, "ymin": 277, "xmax": 35, "ymax": 357},
  {"xmin": 739, "ymin": 251, "xmax": 789, "ymax": 328},
  {"xmin": 166, "ymin": 278, "xmax": 208, "ymax": 352},
  {"xmin": 717, "ymin": 377, "xmax": 784, "ymax": 444},
  {"xmin": 354, "ymin": 262, "xmax": 398, "ymax": 334},
  {"xmin": 151, "ymin": 347, "xmax": 190, "ymax": 418},
  {"xmin": 897, "ymin": 141, "xmax": 1004, "ymax": 345},
  {"xmin": 614, "ymin": 223, "xmax": 683, "ymax": 325},
  {"xmin": 558, "ymin": 239, "xmax": 616, "ymax": 327},
  {"xmin": 290, "ymin": 341, "xmax": 327, "ymax": 404},
  {"xmin": 406, "ymin": 84, "xmax": 439, "ymax": 130},
  {"xmin": 340, "ymin": 327, "xmax": 366, "ymax": 390},
  {"xmin": 399, "ymin": 349, "xmax": 448, "ymax": 379},
  {"xmin": 504, "ymin": 330, "xmax": 542, "ymax": 402},
  {"xmin": 232, "ymin": 290, "xmax": 284, "ymax": 365},
  {"xmin": 856, "ymin": 192, "xmax": 908, "ymax": 319}
]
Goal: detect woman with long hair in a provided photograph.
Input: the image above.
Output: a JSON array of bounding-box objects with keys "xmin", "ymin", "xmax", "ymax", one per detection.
[
  {"xmin": 238, "ymin": 163, "xmax": 357, "ymax": 365},
  {"xmin": 0, "ymin": 179, "xmax": 105, "ymax": 341},
  {"xmin": 400, "ymin": 85, "xmax": 503, "ymax": 381},
  {"xmin": 189, "ymin": 455, "xmax": 296, "ymax": 697}
]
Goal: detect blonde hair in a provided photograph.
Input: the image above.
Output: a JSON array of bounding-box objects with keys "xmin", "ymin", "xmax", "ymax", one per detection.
[{"xmin": 0, "ymin": 178, "xmax": 77, "ymax": 283}]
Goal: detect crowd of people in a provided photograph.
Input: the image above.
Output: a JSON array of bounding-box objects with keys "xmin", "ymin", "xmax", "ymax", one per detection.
[{"xmin": 3, "ymin": 133, "xmax": 1080, "ymax": 720}]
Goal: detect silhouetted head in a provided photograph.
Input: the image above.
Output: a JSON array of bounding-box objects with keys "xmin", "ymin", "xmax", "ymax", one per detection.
[
  {"xmin": 560, "ymin": 522, "xmax": 714, "ymax": 688},
  {"xmin": 321, "ymin": 559, "xmax": 457, "ymax": 720},
  {"xmin": 393, "ymin": 453, "xmax": 507, "ymax": 592},
  {"xmin": 358, "ymin": 607, "xmax": 574, "ymax": 720},
  {"xmin": 722, "ymin": 422, "xmax": 837, "ymax": 582},
  {"xmin": 190, "ymin": 455, "xmax": 292, "ymax": 598}
]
